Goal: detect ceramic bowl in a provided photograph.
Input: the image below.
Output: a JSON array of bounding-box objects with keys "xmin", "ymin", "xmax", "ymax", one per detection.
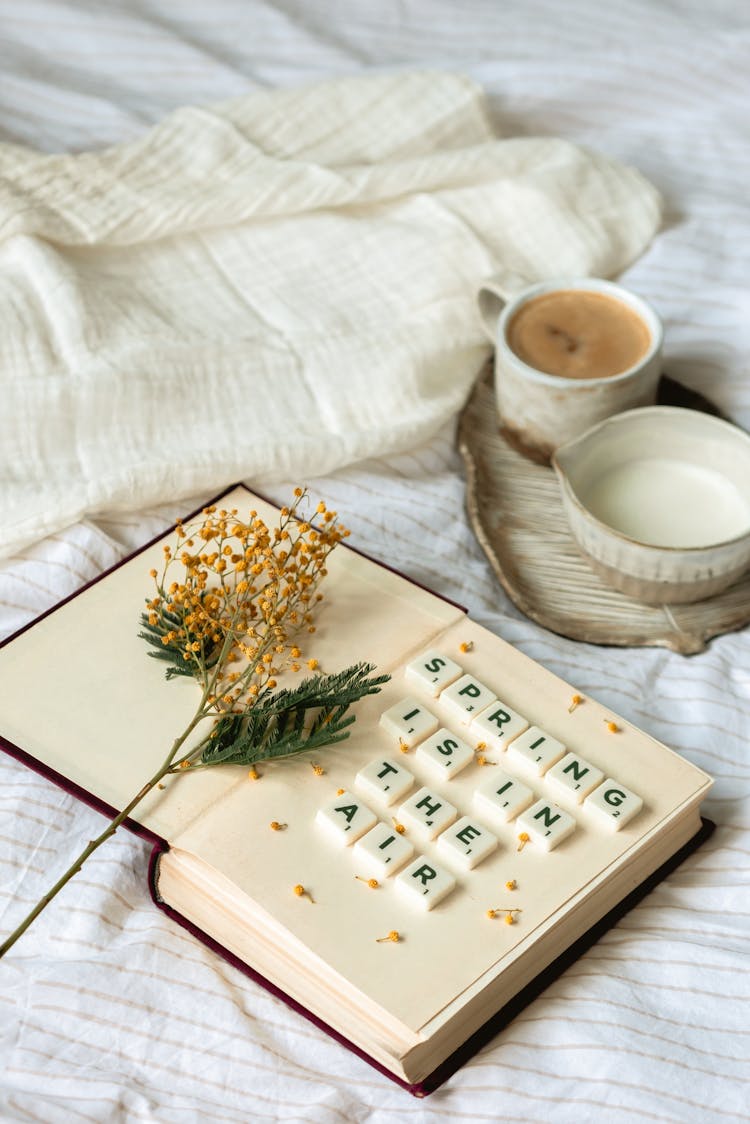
[{"xmin": 552, "ymin": 406, "xmax": 750, "ymax": 604}]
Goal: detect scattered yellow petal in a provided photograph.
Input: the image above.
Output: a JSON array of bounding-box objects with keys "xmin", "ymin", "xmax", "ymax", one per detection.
[
  {"xmin": 568, "ymin": 693, "xmax": 584, "ymax": 712},
  {"xmin": 605, "ymin": 720, "xmax": 620, "ymax": 733},
  {"xmin": 270, "ymin": 821, "xmax": 287, "ymax": 831},
  {"xmin": 460, "ymin": 641, "xmax": 474, "ymax": 653},
  {"xmin": 376, "ymin": 930, "xmax": 401, "ymax": 943},
  {"xmin": 517, "ymin": 832, "xmax": 530, "ymax": 851}
]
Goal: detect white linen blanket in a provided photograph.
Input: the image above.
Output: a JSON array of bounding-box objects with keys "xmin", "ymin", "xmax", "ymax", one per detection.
[{"xmin": 0, "ymin": 71, "xmax": 660, "ymax": 557}]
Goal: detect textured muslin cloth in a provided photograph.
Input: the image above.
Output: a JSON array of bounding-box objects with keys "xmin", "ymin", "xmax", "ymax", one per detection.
[{"xmin": 0, "ymin": 70, "xmax": 660, "ymax": 558}]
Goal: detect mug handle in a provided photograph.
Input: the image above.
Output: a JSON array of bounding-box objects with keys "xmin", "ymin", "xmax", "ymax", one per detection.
[{"xmin": 477, "ymin": 270, "xmax": 531, "ymax": 344}]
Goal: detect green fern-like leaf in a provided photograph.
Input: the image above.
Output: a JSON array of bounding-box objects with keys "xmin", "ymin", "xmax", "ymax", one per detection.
[{"xmin": 198, "ymin": 663, "xmax": 390, "ymax": 767}]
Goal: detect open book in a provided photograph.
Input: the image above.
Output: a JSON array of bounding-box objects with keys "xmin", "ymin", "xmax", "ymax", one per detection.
[{"xmin": 0, "ymin": 485, "xmax": 713, "ymax": 1094}]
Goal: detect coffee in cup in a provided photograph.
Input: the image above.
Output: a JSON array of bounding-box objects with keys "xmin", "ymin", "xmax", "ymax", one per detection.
[
  {"xmin": 506, "ymin": 289, "xmax": 652, "ymax": 381},
  {"xmin": 477, "ymin": 277, "xmax": 663, "ymax": 460}
]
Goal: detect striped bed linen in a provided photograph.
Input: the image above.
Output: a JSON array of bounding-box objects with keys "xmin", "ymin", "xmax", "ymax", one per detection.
[{"xmin": 0, "ymin": 2, "xmax": 748, "ymax": 1121}]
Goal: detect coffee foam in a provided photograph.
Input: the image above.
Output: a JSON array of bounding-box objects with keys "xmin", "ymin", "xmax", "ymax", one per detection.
[{"xmin": 507, "ymin": 289, "xmax": 651, "ymax": 380}]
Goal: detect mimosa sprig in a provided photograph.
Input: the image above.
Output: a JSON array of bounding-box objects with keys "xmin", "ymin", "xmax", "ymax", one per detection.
[{"xmin": 0, "ymin": 490, "xmax": 389, "ymax": 958}]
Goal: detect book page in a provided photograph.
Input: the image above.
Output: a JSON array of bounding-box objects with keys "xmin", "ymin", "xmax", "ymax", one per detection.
[
  {"xmin": 170, "ymin": 616, "xmax": 711, "ymax": 1032},
  {"xmin": 0, "ymin": 486, "xmax": 463, "ymax": 842}
]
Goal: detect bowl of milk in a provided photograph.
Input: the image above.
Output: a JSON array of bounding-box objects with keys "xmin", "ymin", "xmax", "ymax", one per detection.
[{"xmin": 552, "ymin": 406, "xmax": 750, "ymax": 603}]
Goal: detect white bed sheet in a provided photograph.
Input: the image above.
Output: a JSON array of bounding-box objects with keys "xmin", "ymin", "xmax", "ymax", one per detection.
[{"xmin": 1, "ymin": 2, "xmax": 748, "ymax": 1121}]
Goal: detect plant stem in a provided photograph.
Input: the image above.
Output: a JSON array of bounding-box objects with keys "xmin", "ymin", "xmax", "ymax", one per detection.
[{"xmin": 0, "ymin": 711, "xmax": 205, "ymax": 959}]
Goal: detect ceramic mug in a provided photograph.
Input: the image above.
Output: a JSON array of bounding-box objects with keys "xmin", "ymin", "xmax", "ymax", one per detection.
[{"xmin": 477, "ymin": 275, "xmax": 663, "ymax": 460}]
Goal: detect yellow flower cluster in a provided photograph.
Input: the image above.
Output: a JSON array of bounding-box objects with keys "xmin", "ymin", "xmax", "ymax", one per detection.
[{"xmin": 146, "ymin": 490, "xmax": 348, "ymax": 712}]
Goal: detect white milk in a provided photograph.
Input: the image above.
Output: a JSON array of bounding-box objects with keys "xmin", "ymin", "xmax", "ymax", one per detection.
[{"xmin": 581, "ymin": 458, "xmax": 750, "ymax": 548}]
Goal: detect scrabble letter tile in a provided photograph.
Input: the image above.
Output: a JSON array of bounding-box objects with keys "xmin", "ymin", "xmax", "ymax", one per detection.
[
  {"xmin": 474, "ymin": 768, "xmax": 535, "ymax": 825},
  {"xmin": 416, "ymin": 727, "xmax": 475, "ymax": 780},
  {"xmin": 516, "ymin": 799, "xmax": 576, "ymax": 851},
  {"xmin": 395, "ymin": 856, "xmax": 457, "ymax": 911},
  {"xmin": 584, "ymin": 780, "xmax": 644, "ymax": 830},
  {"xmin": 397, "ymin": 786, "xmax": 457, "ymax": 841},
  {"xmin": 315, "ymin": 791, "xmax": 377, "ymax": 846},
  {"xmin": 405, "ymin": 649, "xmax": 463, "ymax": 696},
  {"xmin": 353, "ymin": 822, "xmax": 415, "ymax": 877},
  {"xmin": 379, "ymin": 697, "xmax": 439, "ymax": 748},
  {"xmin": 471, "ymin": 699, "xmax": 528, "ymax": 751},
  {"xmin": 440, "ymin": 674, "xmax": 497, "ymax": 723},
  {"xmin": 506, "ymin": 725, "xmax": 566, "ymax": 776},
  {"xmin": 355, "ymin": 758, "xmax": 415, "ymax": 805},
  {"xmin": 437, "ymin": 816, "xmax": 498, "ymax": 870},
  {"xmin": 546, "ymin": 752, "xmax": 604, "ymax": 803}
]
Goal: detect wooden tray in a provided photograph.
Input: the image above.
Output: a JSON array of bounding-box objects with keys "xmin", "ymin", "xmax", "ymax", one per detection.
[{"xmin": 457, "ymin": 365, "xmax": 750, "ymax": 654}]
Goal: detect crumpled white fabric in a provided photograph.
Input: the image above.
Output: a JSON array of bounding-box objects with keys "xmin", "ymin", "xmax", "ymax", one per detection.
[{"xmin": 0, "ymin": 70, "xmax": 660, "ymax": 558}]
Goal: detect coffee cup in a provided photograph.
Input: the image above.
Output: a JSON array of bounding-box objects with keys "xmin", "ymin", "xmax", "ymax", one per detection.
[{"xmin": 477, "ymin": 275, "xmax": 663, "ymax": 460}]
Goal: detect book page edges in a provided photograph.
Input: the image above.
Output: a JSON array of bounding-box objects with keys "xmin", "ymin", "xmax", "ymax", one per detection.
[
  {"xmin": 152, "ymin": 845, "xmax": 420, "ymax": 1063},
  {"xmin": 152, "ymin": 798, "xmax": 709, "ymax": 1086},
  {"xmin": 415, "ymin": 786, "xmax": 710, "ymax": 1039},
  {"xmin": 407, "ymin": 808, "xmax": 712, "ymax": 1086}
]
